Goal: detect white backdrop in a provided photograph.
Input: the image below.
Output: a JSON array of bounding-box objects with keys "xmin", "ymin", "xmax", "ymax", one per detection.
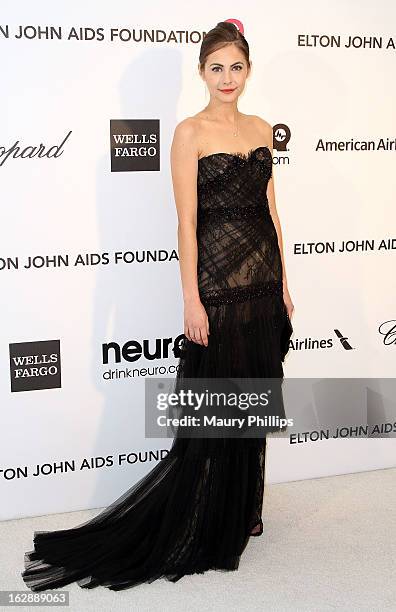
[{"xmin": 1, "ymin": 1, "xmax": 395, "ymax": 521}]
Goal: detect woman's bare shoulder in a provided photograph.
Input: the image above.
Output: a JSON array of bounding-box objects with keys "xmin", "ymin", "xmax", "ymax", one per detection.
[
  {"xmin": 171, "ymin": 117, "xmax": 199, "ymax": 152},
  {"xmin": 172, "ymin": 114, "xmax": 212, "ymax": 160},
  {"xmin": 172, "ymin": 116, "xmax": 200, "ymax": 138},
  {"xmin": 170, "ymin": 117, "xmax": 201, "ymax": 164}
]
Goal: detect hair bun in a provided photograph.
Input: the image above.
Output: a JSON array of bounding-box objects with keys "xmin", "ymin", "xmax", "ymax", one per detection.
[{"xmin": 199, "ymin": 21, "xmax": 250, "ymax": 71}]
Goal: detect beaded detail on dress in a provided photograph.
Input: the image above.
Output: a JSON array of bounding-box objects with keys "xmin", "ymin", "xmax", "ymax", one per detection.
[
  {"xmin": 196, "ymin": 145, "xmax": 282, "ymax": 307},
  {"xmin": 198, "ymin": 202, "xmax": 269, "ymax": 223},
  {"xmin": 200, "ymin": 279, "xmax": 283, "ymax": 307}
]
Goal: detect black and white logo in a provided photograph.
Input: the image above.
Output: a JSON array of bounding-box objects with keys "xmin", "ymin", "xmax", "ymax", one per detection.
[
  {"xmin": 9, "ymin": 340, "xmax": 61, "ymax": 392},
  {"xmin": 110, "ymin": 119, "xmax": 160, "ymax": 172}
]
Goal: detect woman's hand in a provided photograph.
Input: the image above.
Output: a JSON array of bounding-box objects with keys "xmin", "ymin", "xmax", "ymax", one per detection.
[
  {"xmin": 283, "ymin": 282, "xmax": 294, "ymax": 320},
  {"xmin": 184, "ymin": 298, "xmax": 210, "ymax": 347}
]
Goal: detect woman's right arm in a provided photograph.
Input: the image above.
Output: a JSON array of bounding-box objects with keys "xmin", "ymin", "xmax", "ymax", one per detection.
[{"xmin": 170, "ymin": 119, "xmax": 210, "ymax": 347}]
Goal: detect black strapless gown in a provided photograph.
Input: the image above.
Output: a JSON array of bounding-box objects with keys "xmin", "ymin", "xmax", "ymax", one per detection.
[{"xmin": 21, "ymin": 145, "xmax": 293, "ymax": 591}]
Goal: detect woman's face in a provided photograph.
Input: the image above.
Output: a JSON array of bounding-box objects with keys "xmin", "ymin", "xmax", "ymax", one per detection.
[{"xmin": 200, "ymin": 44, "xmax": 250, "ymax": 102}]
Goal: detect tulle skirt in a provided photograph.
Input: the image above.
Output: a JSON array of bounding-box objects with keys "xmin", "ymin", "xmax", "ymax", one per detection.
[{"xmin": 21, "ymin": 292, "xmax": 292, "ymax": 591}]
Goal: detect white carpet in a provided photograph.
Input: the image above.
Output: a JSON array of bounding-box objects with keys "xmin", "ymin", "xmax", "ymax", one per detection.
[{"xmin": 1, "ymin": 467, "xmax": 395, "ymax": 612}]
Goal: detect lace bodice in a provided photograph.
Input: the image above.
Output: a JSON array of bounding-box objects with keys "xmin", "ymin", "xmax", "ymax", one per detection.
[{"xmin": 196, "ymin": 145, "xmax": 283, "ymax": 306}]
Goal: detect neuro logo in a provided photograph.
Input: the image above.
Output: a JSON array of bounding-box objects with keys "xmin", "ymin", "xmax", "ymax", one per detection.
[
  {"xmin": 273, "ymin": 124, "xmax": 291, "ymax": 152},
  {"xmin": 102, "ymin": 334, "xmax": 186, "ymax": 364}
]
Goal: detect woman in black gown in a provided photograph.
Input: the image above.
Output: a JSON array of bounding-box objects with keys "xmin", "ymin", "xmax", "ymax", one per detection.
[{"xmin": 21, "ymin": 21, "xmax": 294, "ymax": 592}]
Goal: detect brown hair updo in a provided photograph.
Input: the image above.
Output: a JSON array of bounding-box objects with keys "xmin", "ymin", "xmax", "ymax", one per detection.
[{"xmin": 198, "ymin": 21, "xmax": 251, "ymax": 73}]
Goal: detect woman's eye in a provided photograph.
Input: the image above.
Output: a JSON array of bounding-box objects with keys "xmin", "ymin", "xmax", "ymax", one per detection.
[{"xmin": 212, "ymin": 65, "xmax": 242, "ymax": 72}]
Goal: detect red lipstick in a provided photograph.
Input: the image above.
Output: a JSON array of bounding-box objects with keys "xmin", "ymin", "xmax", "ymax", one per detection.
[{"xmin": 219, "ymin": 88, "xmax": 236, "ymax": 94}]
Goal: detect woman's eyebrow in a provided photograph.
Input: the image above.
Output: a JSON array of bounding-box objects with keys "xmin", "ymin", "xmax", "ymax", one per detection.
[{"xmin": 209, "ymin": 61, "xmax": 244, "ymax": 67}]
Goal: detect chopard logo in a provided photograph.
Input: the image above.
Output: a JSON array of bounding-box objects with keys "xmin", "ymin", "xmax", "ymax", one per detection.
[
  {"xmin": 0, "ymin": 131, "xmax": 72, "ymax": 167},
  {"xmin": 378, "ymin": 320, "xmax": 396, "ymax": 345}
]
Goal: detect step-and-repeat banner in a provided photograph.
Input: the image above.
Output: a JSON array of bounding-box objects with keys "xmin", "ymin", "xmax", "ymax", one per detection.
[{"xmin": 1, "ymin": 2, "xmax": 395, "ymax": 520}]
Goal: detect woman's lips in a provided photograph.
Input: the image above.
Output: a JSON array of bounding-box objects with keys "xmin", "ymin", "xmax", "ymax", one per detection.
[{"xmin": 219, "ymin": 88, "xmax": 236, "ymax": 93}]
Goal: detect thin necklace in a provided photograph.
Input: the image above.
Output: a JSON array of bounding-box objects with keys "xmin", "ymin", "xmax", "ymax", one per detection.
[
  {"xmin": 203, "ymin": 109, "xmax": 239, "ymax": 136},
  {"xmin": 233, "ymin": 111, "xmax": 239, "ymax": 137}
]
